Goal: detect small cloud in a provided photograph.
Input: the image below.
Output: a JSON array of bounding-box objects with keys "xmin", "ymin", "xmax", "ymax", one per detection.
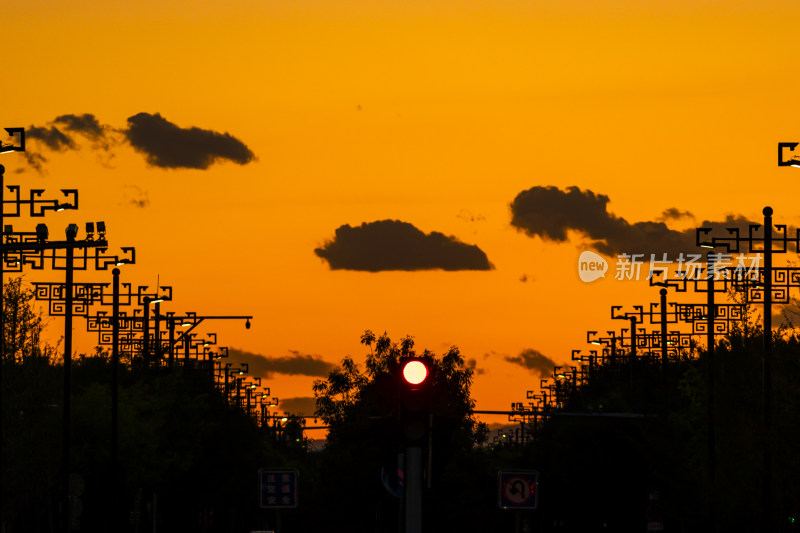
[
  {"xmin": 467, "ymin": 358, "xmax": 487, "ymax": 375},
  {"xmin": 23, "ymin": 152, "xmax": 48, "ymax": 174},
  {"xmin": 504, "ymin": 348, "xmax": 556, "ymax": 378},
  {"xmin": 483, "ymin": 350, "xmax": 504, "ymax": 360},
  {"xmin": 122, "ymin": 185, "xmax": 150, "ymax": 208},
  {"xmin": 54, "ymin": 113, "xmax": 108, "ymax": 143},
  {"xmin": 279, "ymin": 396, "xmax": 318, "ymax": 416},
  {"xmin": 26, "ymin": 125, "xmax": 76, "ymax": 152},
  {"xmin": 124, "ymin": 112, "xmax": 256, "ymax": 169},
  {"xmin": 228, "ymin": 348, "xmax": 335, "ymax": 378},
  {"xmin": 457, "ymin": 209, "xmax": 486, "ymax": 223},
  {"xmin": 315, "ymin": 219, "xmax": 493, "ymax": 272},
  {"xmin": 657, "ymin": 207, "xmax": 695, "ymax": 222}
]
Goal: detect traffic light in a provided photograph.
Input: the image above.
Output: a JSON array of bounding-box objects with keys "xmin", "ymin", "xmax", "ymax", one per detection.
[{"xmin": 400, "ymin": 358, "xmax": 430, "ymax": 445}]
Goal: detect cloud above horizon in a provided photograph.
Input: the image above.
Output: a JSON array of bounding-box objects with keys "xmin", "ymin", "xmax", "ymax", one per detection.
[
  {"xmin": 509, "ymin": 185, "xmax": 756, "ymax": 258},
  {"xmin": 20, "ymin": 112, "xmax": 255, "ymax": 173},
  {"xmin": 279, "ymin": 397, "xmax": 318, "ymax": 416},
  {"xmin": 228, "ymin": 348, "xmax": 335, "ymax": 378},
  {"xmin": 504, "ymin": 348, "xmax": 556, "ymax": 378},
  {"xmin": 124, "ymin": 112, "xmax": 255, "ymax": 169},
  {"xmin": 315, "ymin": 220, "xmax": 493, "ymax": 272}
]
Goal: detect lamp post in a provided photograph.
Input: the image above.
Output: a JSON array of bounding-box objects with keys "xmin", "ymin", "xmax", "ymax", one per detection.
[
  {"xmin": 4, "ymin": 221, "xmax": 133, "ymax": 532},
  {"xmin": 695, "ymin": 206, "xmax": 800, "ymax": 531},
  {"xmin": 0, "ymin": 140, "xmax": 78, "ymax": 531},
  {"xmin": 141, "ymin": 288, "xmax": 172, "ymax": 368}
]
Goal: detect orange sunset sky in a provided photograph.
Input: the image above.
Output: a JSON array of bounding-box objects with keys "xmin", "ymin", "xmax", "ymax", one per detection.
[{"xmin": 4, "ymin": 0, "xmax": 800, "ymax": 427}]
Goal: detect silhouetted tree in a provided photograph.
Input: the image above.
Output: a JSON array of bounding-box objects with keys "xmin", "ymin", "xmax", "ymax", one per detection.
[{"xmin": 310, "ymin": 330, "xmax": 487, "ymax": 532}]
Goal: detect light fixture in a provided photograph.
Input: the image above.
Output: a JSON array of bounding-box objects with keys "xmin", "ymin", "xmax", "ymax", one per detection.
[
  {"xmin": 36, "ymin": 223, "xmax": 49, "ymax": 243},
  {"xmin": 65, "ymin": 224, "xmax": 79, "ymax": 239},
  {"xmin": 245, "ymin": 318, "xmax": 251, "ymax": 329},
  {"xmin": 85, "ymin": 222, "xmax": 95, "ymax": 238},
  {"xmin": 778, "ymin": 142, "xmax": 800, "ymax": 166},
  {"xmin": 0, "ymin": 127, "xmax": 24, "ymax": 154}
]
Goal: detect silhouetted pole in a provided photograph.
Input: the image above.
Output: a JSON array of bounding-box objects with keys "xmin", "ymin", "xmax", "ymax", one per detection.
[
  {"xmin": 143, "ymin": 298, "xmax": 150, "ymax": 367},
  {"xmin": 168, "ymin": 317, "xmax": 175, "ymax": 368},
  {"xmin": 763, "ymin": 206, "xmax": 773, "ymax": 531},
  {"xmin": 154, "ymin": 301, "xmax": 161, "ymax": 366},
  {"xmin": 61, "ymin": 224, "xmax": 76, "ymax": 533},
  {"xmin": 659, "ymin": 289, "xmax": 668, "ymax": 368},
  {"xmin": 111, "ymin": 268, "xmax": 120, "ymax": 530},
  {"xmin": 405, "ymin": 445, "xmax": 422, "ymax": 533},
  {"xmin": 0, "ymin": 164, "xmax": 5, "ymax": 533},
  {"xmin": 706, "ymin": 252, "xmax": 716, "ymax": 532}
]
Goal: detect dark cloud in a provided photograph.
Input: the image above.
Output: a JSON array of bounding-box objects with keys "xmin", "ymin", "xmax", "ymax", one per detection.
[
  {"xmin": 657, "ymin": 207, "xmax": 695, "ymax": 222},
  {"xmin": 315, "ymin": 219, "xmax": 493, "ymax": 272},
  {"xmin": 279, "ymin": 397, "xmax": 318, "ymax": 416},
  {"xmin": 509, "ymin": 185, "xmax": 756, "ymax": 257},
  {"xmin": 228, "ymin": 348, "xmax": 335, "ymax": 378},
  {"xmin": 54, "ymin": 113, "xmax": 107, "ymax": 141},
  {"xmin": 457, "ymin": 209, "xmax": 486, "ymax": 223},
  {"xmin": 122, "ymin": 185, "xmax": 150, "ymax": 208},
  {"xmin": 20, "ymin": 112, "xmax": 255, "ymax": 173},
  {"xmin": 504, "ymin": 348, "xmax": 556, "ymax": 378},
  {"xmin": 466, "ymin": 358, "xmax": 487, "ymax": 375},
  {"xmin": 124, "ymin": 112, "xmax": 255, "ymax": 169},
  {"xmin": 23, "ymin": 152, "xmax": 48, "ymax": 174},
  {"xmin": 26, "ymin": 125, "xmax": 76, "ymax": 152}
]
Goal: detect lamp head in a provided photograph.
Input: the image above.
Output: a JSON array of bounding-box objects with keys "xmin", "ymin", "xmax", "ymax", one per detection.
[
  {"xmin": 36, "ymin": 223, "xmax": 49, "ymax": 243},
  {"xmin": 245, "ymin": 318, "xmax": 251, "ymax": 329},
  {"xmin": 66, "ymin": 224, "xmax": 79, "ymax": 240}
]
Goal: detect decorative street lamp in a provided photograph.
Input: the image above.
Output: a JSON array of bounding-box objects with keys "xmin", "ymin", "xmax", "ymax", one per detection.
[
  {"xmin": 3, "ymin": 220, "xmax": 134, "ymax": 533},
  {"xmin": 695, "ymin": 207, "xmax": 800, "ymax": 530}
]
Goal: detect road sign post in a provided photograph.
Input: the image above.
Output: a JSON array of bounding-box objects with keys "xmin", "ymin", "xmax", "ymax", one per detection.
[{"xmin": 498, "ymin": 471, "xmax": 538, "ymax": 510}]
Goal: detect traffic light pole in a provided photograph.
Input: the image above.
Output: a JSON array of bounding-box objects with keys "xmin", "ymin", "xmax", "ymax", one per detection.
[{"xmin": 405, "ymin": 445, "xmax": 422, "ymax": 533}]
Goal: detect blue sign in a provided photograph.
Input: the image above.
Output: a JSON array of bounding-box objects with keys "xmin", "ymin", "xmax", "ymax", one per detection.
[
  {"xmin": 259, "ymin": 469, "xmax": 298, "ymax": 508},
  {"xmin": 498, "ymin": 470, "xmax": 538, "ymax": 510}
]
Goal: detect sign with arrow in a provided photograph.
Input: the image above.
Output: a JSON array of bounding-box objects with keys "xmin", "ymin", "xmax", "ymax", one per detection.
[{"xmin": 498, "ymin": 470, "xmax": 538, "ymax": 510}]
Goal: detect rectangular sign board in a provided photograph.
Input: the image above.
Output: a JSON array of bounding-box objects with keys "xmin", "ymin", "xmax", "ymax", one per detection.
[{"xmin": 259, "ymin": 469, "xmax": 298, "ymax": 508}]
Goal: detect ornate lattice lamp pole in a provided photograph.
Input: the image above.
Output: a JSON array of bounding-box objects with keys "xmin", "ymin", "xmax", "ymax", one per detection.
[
  {"xmin": 4, "ymin": 221, "xmax": 133, "ymax": 532},
  {"xmin": 695, "ymin": 206, "xmax": 800, "ymax": 530}
]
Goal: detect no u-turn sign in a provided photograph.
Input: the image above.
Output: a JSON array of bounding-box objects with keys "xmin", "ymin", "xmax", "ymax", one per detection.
[{"xmin": 498, "ymin": 470, "xmax": 538, "ymax": 510}]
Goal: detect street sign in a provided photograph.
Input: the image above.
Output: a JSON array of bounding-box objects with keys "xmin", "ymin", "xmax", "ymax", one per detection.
[
  {"xmin": 498, "ymin": 470, "xmax": 538, "ymax": 510},
  {"xmin": 259, "ymin": 469, "xmax": 298, "ymax": 508}
]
